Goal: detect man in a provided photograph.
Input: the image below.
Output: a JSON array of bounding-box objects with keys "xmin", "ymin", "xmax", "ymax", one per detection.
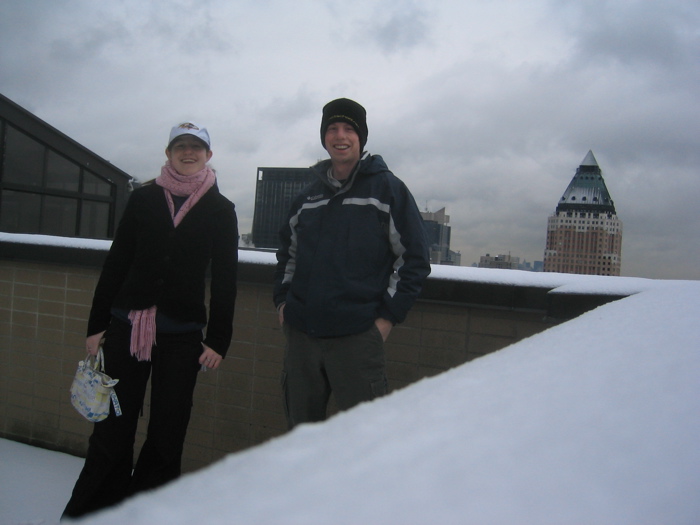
[{"xmin": 274, "ymin": 98, "xmax": 431, "ymax": 429}]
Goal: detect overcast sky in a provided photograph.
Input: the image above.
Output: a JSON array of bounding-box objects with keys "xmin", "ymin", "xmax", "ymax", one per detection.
[{"xmin": 1, "ymin": 0, "xmax": 698, "ymax": 279}]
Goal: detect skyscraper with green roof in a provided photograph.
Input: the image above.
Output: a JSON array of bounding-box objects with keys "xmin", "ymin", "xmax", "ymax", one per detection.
[{"xmin": 543, "ymin": 151, "xmax": 623, "ymax": 275}]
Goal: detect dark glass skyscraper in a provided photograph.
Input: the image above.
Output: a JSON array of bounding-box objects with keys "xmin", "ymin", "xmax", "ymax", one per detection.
[{"xmin": 252, "ymin": 167, "xmax": 315, "ymax": 249}]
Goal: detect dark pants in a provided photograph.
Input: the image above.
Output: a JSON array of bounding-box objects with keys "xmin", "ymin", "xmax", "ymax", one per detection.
[
  {"xmin": 62, "ymin": 318, "xmax": 203, "ymax": 520},
  {"xmin": 281, "ymin": 323, "xmax": 387, "ymax": 429}
]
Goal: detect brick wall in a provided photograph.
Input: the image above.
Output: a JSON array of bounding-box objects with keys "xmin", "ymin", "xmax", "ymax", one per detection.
[{"xmin": 0, "ymin": 250, "xmax": 576, "ymax": 475}]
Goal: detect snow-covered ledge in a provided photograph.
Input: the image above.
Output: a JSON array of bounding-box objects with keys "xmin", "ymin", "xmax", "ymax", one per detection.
[
  {"xmin": 3, "ymin": 232, "xmax": 700, "ymax": 524},
  {"xmin": 47, "ymin": 253, "xmax": 700, "ymax": 525},
  {"xmin": 0, "ymin": 232, "xmax": 662, "ymax": 320}
]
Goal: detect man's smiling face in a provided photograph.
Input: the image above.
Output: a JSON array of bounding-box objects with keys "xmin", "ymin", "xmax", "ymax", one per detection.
[{"xmin": 324, "ymin": 122, "xmax": 361, "ymax": 169}]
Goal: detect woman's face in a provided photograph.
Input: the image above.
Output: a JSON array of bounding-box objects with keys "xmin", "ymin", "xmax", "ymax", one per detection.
[{"xmin": 166, "ymin": 136, "xmax": 212, "ymax": 176}]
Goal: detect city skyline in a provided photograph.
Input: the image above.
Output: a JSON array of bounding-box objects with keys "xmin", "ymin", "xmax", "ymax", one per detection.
[{"xmin": 1, "ymin": 1, "xmax": 698, "ymax": 280}]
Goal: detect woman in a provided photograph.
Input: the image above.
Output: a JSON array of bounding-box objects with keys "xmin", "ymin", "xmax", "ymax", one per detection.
[{"xmin": 63, "ymin": 122, "xmax": 238, "ymax": 519}]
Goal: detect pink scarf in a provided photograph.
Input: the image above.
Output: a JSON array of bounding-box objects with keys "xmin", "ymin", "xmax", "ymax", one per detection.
[
  {"xmin": 155, "ymin": 162, "xmax": 216, "ymax": 227},
  {"xmin": 128, "ymin": 306, "xmax": 158, "ymax": 361},
  {"xmin": 128, "ymin": 162, "xmax": 216, "ymax": 361}
]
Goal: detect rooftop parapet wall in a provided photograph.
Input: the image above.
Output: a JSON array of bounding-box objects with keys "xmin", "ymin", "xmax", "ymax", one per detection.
[
  {"xmin": 1, "ymin": 233, "xmax": 645, "ymax": 316},
  {"xmin": 0, "ymin": 233, "xmax": 651, "ymax": 473}
]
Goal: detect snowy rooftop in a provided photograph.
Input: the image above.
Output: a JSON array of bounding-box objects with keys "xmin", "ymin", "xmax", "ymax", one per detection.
[
  {"xmin": 0, "ymin": 232, "xmax": 662, "ymax": 297},
  {"xmin": 1, "ymin": 233, "xmax": 699, "ymax": 524}
]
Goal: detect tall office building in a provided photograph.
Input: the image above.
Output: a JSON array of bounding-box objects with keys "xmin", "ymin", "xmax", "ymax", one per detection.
[
  {"xmin": 252, "ymin": 167, "xmax": 315, "ymax": 249},
  {"xmin": 421, "ymin": 207, "xmax": 460, "ymax": 265},
  {"xmin": 543, "ymin": 150, "xmax": 622, "ymax": 276}
]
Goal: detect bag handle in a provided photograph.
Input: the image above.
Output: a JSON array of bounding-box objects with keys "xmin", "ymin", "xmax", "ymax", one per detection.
[
  {"xmin": 93, "ymin": 347, "xmax": 106, "ymax": 373},
  {"xmin": 110, "ymin": 390, "xmax": 123, "ymax": 417}
]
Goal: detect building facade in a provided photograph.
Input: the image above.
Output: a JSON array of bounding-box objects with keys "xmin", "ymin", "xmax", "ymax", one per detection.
[
  {"xmin": 421, "ymin": 207, "xmax": 460, "ymax": 266},
  {"xmin": 251, "ymin": 167, "xmax": 315, "ymax": 250},
  {"xmin": 543, "ymin": 150, "xmax": 622, "ymax": 276},
  {"xmin": 0, "ymin": 93, "xmax": 133, "ymax": 240},
  {"xmin": 479, "ymin": 253, "xmax": 519, "ymax": 270}
]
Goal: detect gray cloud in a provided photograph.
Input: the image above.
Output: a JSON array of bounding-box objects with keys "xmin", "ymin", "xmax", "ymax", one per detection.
[
  {"xmin": 365, "ymin": 4, "xmax": 432, "ymax": 53},
  {"xmin": 1, "ymin": 0, "xmax": 698, "ymax": 279},
  {"xmin": 563, "ymin": 0, "xmax": 700, "ymax": 69}
]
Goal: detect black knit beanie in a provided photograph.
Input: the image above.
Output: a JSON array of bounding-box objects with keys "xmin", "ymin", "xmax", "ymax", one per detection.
[{"xmin": 320, "ymin": 98, "xmax": 368, "ymax": 152}]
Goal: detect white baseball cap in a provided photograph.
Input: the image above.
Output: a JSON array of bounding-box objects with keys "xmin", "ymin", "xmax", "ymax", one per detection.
[{"xmin": 168, "ymin": 122, "xmax": 211, "ymax": 149}]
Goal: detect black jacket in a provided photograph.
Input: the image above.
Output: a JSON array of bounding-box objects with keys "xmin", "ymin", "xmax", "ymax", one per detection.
[
  {"xmin": 274, "ymin": 153, "xmax": 430, "ymax": 337},
  {"xmin": 88, "ymin": 181, "xmax": 238, "ymax": 356}
]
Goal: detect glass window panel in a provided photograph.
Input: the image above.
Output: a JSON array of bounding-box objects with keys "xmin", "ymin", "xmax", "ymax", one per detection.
[
  {"xmin": 46, "ymin": 150, "xmax": 80, "ymax": 191},
  {"xmin": 42, "ymin": 195, "xmax": 78, "ymax": 237},
  {"xmin": 80, "ymin": 200, "xmax": 110, "ymax": 239},
  {"xmin": 0, "ymin": 190, "xmax": 41, "ymax": 233},
  {"xmin": 83, "ymin": 171, "xmax": 113, "ymax": 196},
  {"xmin": 3, "ymin": 125, "xmax": 45, "ymax": 186}
]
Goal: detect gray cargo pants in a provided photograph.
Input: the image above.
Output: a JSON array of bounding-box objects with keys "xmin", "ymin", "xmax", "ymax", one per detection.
[{"xmin": 281, "ymin": 323, "xmax": 388, "ymax": 429}]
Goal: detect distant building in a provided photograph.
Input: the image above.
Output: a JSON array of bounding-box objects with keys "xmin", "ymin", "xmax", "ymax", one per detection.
[
  {"xmin": 476, "ymin": 254, "xmax": 543, "ymax": 271},
  {"xmin": 516, "ymin": 259, "xmax": 543, "ymax": 272},
  {"xmin": 252, "ymin": 167, "xmax": 315, "ymax": 249},
  {"xmin": 479, "ymin": 253, "xmax": 519, "ymax": 270},
  {"xmin": 543, "ymin": 150, "xmax": 622, "ymax": 276},
  {"xmin": 420, "ymin": 207, "xmax": 460, "ymax": 266},
  {"xmin": 0, "ymin": 93, "xmax": 134, "ymax": 239}
]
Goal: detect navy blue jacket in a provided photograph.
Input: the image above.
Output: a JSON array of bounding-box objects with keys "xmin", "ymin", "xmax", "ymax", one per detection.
[
  {"xmin": 274, "ymin": 153, "xmax": 431, "ymax": 337},
  {"xmin": 88, "ymin": 182, "xmax": 238, "ymax": 356}
]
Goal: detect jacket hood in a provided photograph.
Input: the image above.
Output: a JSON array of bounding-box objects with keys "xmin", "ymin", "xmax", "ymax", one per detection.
[{"xmin": 310, "ymin": 152, "xmax": 389, "ymax": 191}]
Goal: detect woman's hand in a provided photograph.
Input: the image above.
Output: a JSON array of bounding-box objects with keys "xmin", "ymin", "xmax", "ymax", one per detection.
[
  {"xmin": 199, "ymin": 344, "xmax": 223, "ymax": 370},
  {"xmin": 86, "ymin": 331, "xmax": 106, "ymax": 356}
]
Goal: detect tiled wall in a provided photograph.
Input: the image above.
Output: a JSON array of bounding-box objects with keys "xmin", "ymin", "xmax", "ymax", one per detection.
[{"xmin": 0, "ymin": 258, "xmax": 554, "ymax": 474}]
